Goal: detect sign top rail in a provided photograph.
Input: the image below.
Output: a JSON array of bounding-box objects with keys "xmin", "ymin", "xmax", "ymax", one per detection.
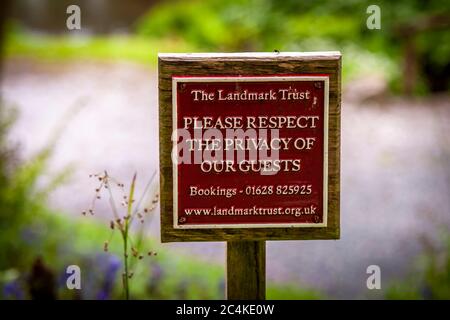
[{"xmin": 158, "ymin": 51, "xmax": 341, "ymax": 60}]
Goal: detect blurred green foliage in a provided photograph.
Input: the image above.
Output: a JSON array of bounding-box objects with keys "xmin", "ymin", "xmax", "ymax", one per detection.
[
  {"xmin": 385, "ymin": 231, "xmax": 450, "ymax": 300},
  {"xmin": 4, "ymin": 30, "xmax": 194, "ymax": 65},
  {"xmin": 5, "ymin": 0, "xmax": 449, "ymax": 92},
  {"xmin": 135, "ymin": 0, "xmax": 449, "ymax": 92},
  {"xmin": 0, "ymin": 105, "xmax": 68, "ymax": 271},
  {"xmin": 136, "ymin": 0, "xmax": 364, "ymax": 51}
]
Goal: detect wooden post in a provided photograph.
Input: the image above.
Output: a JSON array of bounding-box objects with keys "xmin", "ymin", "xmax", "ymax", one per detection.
[
  {"xmin": 226, "ymin": 241, "xmax": 266, "ymax": 300},
  {"xmin": 159, "ymin": 53, "xmax": 342, "ymax": 301}
]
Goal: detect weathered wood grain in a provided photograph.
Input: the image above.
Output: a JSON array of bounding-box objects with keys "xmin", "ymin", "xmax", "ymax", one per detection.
[
  {"xmin": 227, "ymin": 241, "xmax": 265, "ymax": 300},
  {"xmin": 159, "ymin": 52, "xmax": 341, "ymax": 242}
]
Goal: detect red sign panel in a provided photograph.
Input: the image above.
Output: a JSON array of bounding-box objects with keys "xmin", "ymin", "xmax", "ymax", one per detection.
[{"xmin": 172, "ymin": 75, "xmax": 329, "ymax": 228}]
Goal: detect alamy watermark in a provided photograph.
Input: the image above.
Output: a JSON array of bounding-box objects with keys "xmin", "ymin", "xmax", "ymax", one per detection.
[
  {"xmin": 172, "ymin": 121, "xmax": 317, "ymax": 176},
  {"xmin": 366, "ymin": 5, "xmax": 381, "ymax": 30},
  {"xmin": 66, "ymin": 265, "xmax": 81, "ymax": 290},
  {"xmin": 66, "ymin": 5, "xmax": 81, "ymax": 30},
  {"xmin": 366, "ymin": 265, "xmax": 381, "ymax": 290}
]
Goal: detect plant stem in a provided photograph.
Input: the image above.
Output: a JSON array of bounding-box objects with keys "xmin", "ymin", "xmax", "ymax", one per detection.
[
  {"xmin": 123, "ymin": 234, "xmax": 130, "ymax": 300},
  {"xmin": 122, "ymin": 173, "xmax": 136, "ymax": 300}
]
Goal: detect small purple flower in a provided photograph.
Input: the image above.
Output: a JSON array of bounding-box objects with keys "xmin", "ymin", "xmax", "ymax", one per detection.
[
  {"xmin": 148, "ymin": 262, "xmax": 163, "ymax": 291},
  {"xmin": 105, "ymin": 255, "xmax": 121, "ymax": 282},
  {"xmin": 20, "ymin": 227, "xmax": 39, "ymax": 245},
  {"xmin": 218, "ymin": 278, "xmax": 225, "ymax": 298},
  {"xmin": 420, "ymin": 284, "xmax": 433, "ymax": 299},
  {"xmin": 96, "ymin": 255, "xmax": 121, "ymax": 300},
  {"xmin": 3, "ymin": 279, "xmax": 25, "ymax": 300},
  {"xmin": 96, "ymin": 289, "xmax": 109, "ymax": 300}
]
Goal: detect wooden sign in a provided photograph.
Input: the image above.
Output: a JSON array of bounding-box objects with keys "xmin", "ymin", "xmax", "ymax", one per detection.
[{"xmin": 159, "ymin": 52, "xmax": 341, "ymax": 243}]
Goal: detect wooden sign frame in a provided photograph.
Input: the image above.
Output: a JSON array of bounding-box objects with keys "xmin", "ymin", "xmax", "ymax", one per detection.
[{"xmin": 159, "ymin": 52, "xmax": 341, "ymax": 243}]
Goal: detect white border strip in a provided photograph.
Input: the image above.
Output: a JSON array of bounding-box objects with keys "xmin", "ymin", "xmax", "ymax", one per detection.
[
  {"xmin": 160, "ymin": 51, "xmax": 341, "ymax": 59},
  {"xmin": 172, "ymin": 76, "xmax": 329, "ymax": 229}
]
